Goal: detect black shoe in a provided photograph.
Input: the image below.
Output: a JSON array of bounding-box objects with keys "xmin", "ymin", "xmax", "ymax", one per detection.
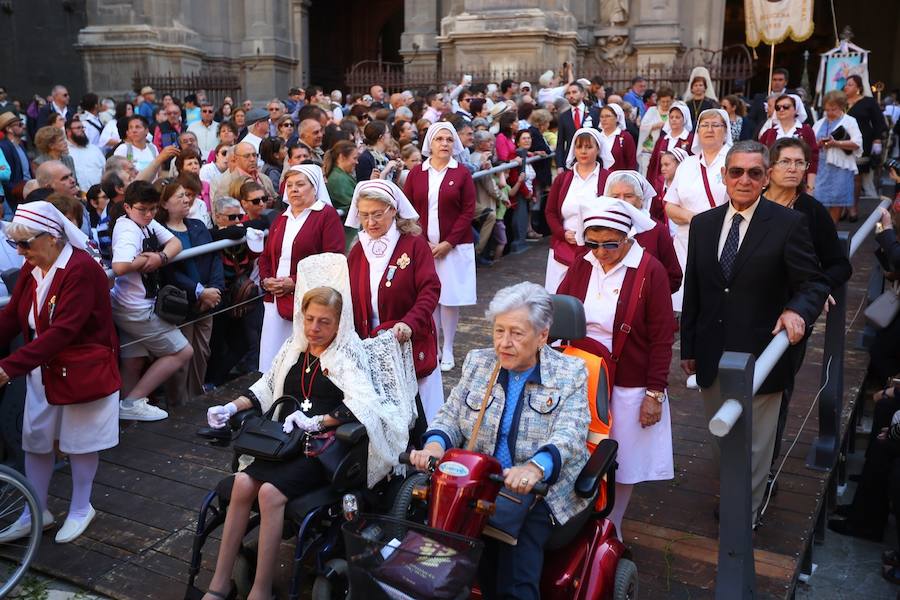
[{"xmin": 827, "ymin": 518, "xmax": 884, "ymax": 542}]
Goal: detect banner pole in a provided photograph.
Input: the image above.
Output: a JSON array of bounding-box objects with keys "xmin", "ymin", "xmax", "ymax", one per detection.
[{"xmin": 767, "ymin": 43, "xmax": 776, "ymax": 94}]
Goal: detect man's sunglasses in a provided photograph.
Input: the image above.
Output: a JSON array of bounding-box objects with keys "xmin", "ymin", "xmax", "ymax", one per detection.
[
  {"xmin": 246, "ymin": 196, "xmax": 267, "ymax": 205},
  {"xmin": 6, "ymin": 231, "xmax": 47, "ymax": 250},
  {"xmin": 726, "ymin": 167, "xmax": 766, "ymax": 181},
  {"xmin": 223, "ymin": 213, "xmax": 242, "ymax": 221},
  {"xmin": 584, "ymin": 239, "xmax": 627, "ymax": 251}
]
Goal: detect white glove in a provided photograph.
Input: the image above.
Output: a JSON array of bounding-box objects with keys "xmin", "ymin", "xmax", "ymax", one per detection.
[
  {"xmin": 207, "ymin": 402, "xmax": 238, "ymax": 429},
  {"xmin": 282, "ymin": 410, "xmax": 323, "ymax": 434}
]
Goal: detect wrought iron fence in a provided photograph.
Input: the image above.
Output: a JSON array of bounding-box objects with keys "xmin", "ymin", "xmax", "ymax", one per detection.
[
  {"xmin": 345, "ymin": 45, "xmax": 754, "ymax": 98},
  {"xmin": 131, "ymin": 72, "xmax": 242, "ymax": 108}
]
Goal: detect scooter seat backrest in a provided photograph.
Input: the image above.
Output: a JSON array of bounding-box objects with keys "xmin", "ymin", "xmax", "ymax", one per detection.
[{"xmin": 549, "ymin": 294, "xmax": 586, "ymax": 341}]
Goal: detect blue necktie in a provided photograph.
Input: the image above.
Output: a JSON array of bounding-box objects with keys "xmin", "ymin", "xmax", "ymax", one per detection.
[{"xmin": 719, "ymin": 213, "xmax": 744, "ymax": 280}]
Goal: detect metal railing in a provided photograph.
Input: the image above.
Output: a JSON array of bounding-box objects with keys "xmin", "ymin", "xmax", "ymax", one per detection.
[{"xmin": 710, "ymin": 196, "xmax": 891, "ymax": 599}]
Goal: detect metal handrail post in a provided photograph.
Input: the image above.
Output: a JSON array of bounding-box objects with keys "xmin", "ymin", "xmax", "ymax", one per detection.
[
  {"xmin": 807, "ymin": 231, "xmax": 850, "ymax": 470},
  {"xmin": 712, "ymin": 351, "xmax": 757, "ymax": 600}
]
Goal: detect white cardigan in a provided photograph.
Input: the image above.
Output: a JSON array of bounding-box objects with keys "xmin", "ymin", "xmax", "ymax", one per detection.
[{"xmin": 812, "ymin": 113, "xmax": 863, "ymax": 172}]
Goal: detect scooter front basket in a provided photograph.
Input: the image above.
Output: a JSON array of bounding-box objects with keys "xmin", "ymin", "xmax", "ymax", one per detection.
[{"xmin": 342, "ymin": 514, "xmax": 482, "ymax": 600}]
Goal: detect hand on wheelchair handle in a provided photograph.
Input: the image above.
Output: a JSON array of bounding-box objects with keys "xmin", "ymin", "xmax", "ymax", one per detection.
[
  {"xmin": 207, "ymin": 402, "xmax": 238, "ymax": 429},
  {"xmin": 282, "ymin": 410, "xmax": 323, "ymax": 434}
]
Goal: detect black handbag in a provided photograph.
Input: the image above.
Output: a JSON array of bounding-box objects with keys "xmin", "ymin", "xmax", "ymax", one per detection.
[
  {"xmin": 232, "ymin": 396, "xmax": 306, "ymax": 461},
  {"xmin": 482, "ymin": 488, "xmax": 537, "ymax": 546},
  {"xmin": 154, "ymin": 284, "xmax": 190, "ymax": 324}
]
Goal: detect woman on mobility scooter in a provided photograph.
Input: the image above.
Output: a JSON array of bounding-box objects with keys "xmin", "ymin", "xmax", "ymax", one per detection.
[
  {"xmin": 203, "ymin": 253, "xmax": 419, "ymax": 600},
  {"xmin": 410, "ymin": 282, "xmax": 591, "ymax": 599},
  {"xmin": 557, "ymin": 197, "xmax": 675, "ymax": 539}
]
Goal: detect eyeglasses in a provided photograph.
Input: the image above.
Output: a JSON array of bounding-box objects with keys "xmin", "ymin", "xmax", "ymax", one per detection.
[
  {"xmin": 774, "ymin": 158, "xmax": 808, "ymax": 170},
  {"xmin": 201, "ymin": 109, "xmax": 214, "ymax": 113},
  {"xmin": 357, "ymin": 209, "xmax": 390, "ymax": 222},
  {"xmin": 774, "ymin": 104, "xmax": 794, "ymax": 112},
  {"xmin": 726, "ymin": 167, "xmax": 766, "ymax": 181},
  {"xmin": 698, "ymin": 122, "xmax": 725, "ymax": 130},
  {"xmin": 245, "ymin": 196, "xmax": 267, "ymax": 205},
  {"xmin": 223, "ymin": 213, "xmax": 242, "ymax": 221},
  {"xmin": 6, "ymin": 231, "xmax": 47, "ymax": 250},
  {"xmin": 584, "ymin": 239, "xmax": 628, "ymax": 251},
  {"xmin": 128, "ymin": 205, "xmax": 159, "ymax": 215}
]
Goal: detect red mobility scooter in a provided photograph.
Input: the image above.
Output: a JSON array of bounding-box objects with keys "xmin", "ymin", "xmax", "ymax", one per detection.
[{"xmin": 339, "ymin": 295, "xmax": 637, "ymax": 599}]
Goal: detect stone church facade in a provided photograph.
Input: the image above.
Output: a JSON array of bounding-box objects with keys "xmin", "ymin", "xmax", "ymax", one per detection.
[{"xmin": 70, "ymin": 0, "xmax": 727, "ymax": 99}]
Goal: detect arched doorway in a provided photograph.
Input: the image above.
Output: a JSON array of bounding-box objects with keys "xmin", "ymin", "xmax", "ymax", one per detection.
[{"xmin": 307, "ymin": 0, "xmax": 403, "ymax": 90}]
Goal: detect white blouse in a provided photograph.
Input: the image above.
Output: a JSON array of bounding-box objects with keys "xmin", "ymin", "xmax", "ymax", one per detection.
[
  {"xmin": 664, "ymin": 148, "xmax": 728, "ymax": 214},
  {"xmin": 583, "ymin": 243, "xmax": 645, "ymax": 351},
  {"xmin": 423, "ymin": 157, "xmax": 458, "ymax": 245},
  {"xmin": 275, "ymin": 202, "xmax": 324, "ymax": 278},
  {"xmin": 562, "ymin": 163, "xmax": 601, "ymax": 232}
]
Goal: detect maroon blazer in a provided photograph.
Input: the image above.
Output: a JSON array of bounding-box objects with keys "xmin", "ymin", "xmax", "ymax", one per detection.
[
  {"xmin": 545, "ymin": 166, "xmax": 610, "ymax": 266},
  {"xmin": 634, "ymin": 223, "xmax": 683, "ymax": 294},
  {"xmin": 646, "ymin": 132, "xmax": 694, "ymax": 191},
  {"xmin": 608, "ymin": 132, "xmax": 638, "ymax": 172},
  {"xmin": 557, "ymin": 248, "xmax": 673, "ymax": 391},
  {"xmin": 258, "ymin": 204, "xmax": 345, "ymax": 303},
  {"xmin": 758, "ymin": 123, "xmax": 819, "ymax": 173},
  {"xmin": 403, "ymin": 163, "xmax": 476, "ymax": 246},
  {"xmin": 0, "ymin": 249, "xmax": 119, "ymax": 379},
  {"xmin": 348, "ymin": 234, "xmax": 441, "ymax": 378}
]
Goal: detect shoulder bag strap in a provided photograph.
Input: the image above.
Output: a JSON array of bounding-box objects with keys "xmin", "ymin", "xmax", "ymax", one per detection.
[
  {"xmin": 466, "ymin": 361, "xmax": 501, "ymax": 451},
  {"xmin": 611, "ymin": 252, "xmax": 650, "ymax": 363},
  {"xmin": 699, "ymin": 163, "xmax": 717, "ymax": 209}
]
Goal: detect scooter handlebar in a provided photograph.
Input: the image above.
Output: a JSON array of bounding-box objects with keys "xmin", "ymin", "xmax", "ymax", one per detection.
[
  {"xmin": 489, "ymin": 473, "xmax": 549, "ymax": 496},
  {"xmin": 398, "ymin": 452, "xmax": 438, "ymax": 471}
]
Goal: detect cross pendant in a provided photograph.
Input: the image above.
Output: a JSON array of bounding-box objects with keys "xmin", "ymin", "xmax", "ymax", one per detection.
[{"xmin": 301, "ymin": 398, "xmax": 312, "ymax": 412}]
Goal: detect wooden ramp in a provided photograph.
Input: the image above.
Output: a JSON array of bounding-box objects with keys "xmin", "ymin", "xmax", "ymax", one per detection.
[{"xmin": 2, "ymin": 230, "xmax": 876, "ymax": 599}]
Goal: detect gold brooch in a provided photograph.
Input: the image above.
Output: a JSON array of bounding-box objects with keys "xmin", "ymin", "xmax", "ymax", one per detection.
[{"xmin": 397, "ymin": 253, "xmax": 411, "ymax": 269}]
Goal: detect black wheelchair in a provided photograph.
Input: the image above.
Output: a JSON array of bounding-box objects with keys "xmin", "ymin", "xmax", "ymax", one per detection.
[{"xmin": 185, "ymin": 400, "xmax": 426, "ymax": 600}]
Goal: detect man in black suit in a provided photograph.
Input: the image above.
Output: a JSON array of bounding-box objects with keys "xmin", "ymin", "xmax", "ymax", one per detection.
[
  {"xmin": 555, "ymin": 81, "xmax": 600, "ymax": 174},
  {"xmin": 681, "ymin": 140, "xmax": 829, "ymax": 519},
  {"xmin": 35, "ymin": 85, "xmax": 70, "ymax": 130}
]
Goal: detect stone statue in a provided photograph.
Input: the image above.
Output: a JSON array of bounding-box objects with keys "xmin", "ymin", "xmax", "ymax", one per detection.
[{"xmin": 600, "ymin": 0, "xmax": 629, "ymax": 26}]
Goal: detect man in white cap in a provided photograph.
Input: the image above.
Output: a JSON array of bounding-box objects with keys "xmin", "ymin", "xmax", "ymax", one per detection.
[{"xmin": 537, "ymin": 62, "xmax": 575, "ymax": 105}]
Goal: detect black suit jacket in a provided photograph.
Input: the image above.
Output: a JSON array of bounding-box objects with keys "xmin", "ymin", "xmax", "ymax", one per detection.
[
  {"xmin": 555, "ymin": 105, "xmax": 601, "ymax": 169},
  {"xmin": 681, "ymin": 197, "xmax": 829, "ymax": 394}
]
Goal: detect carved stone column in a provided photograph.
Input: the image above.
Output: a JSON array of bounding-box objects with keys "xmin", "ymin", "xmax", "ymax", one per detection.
[
  {"xmin": 239, "ymin": 0, "xmax": 298, "ymax": 102},
  {"xmin": 438, "ymin": 0, "xmax": 578, "ymax": 71},
  {"xmin": 401, "ymin": 0, "xmax": 441, "ymax": 73},
  {"xmin": 631, "ymin": 0, "xmax": 683, "ymax": 66}
]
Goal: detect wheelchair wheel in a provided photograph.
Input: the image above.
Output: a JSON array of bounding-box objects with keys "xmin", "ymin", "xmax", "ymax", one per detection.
[
  {"xmin": 311, "ymin": 558, "xmax": 348, "ymax": 599},
  {"xmin": 387, "ymin": 472, "xmax": 429, "ymax": 539},
  {"xmin": 613, "ymin": 557, "xmax": 638, "ymax": 600},
  {"xmin": 0, "ymin": 465, "xmax": 42, "ymax": 598}
]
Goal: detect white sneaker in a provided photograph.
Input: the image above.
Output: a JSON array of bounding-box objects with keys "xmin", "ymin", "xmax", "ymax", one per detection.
[
  {"xmin": 0, "ymin": 509, "xmax": 54, "ymax": 543},
  {"xmin": 440, "ymin": 356, "xmax": 455, "ymax": 372},
  {"xmin": 55, "ymin": 506, "xmax": 96, "ymax": 544},
  {"xmin": 119, "ymin": 397, "xmax": 168, "ymax": 422}
]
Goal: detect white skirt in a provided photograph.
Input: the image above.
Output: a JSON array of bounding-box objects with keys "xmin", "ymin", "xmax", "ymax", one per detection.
[
  {"xmin": 258, "ymin": 301, "xmax": 293, "ymax": 373},
  {"xmin": 417, "ymin": 367, "xmax": 444, "ymax": 424},
  {"xmin": 24, "ymin": 368, "xmax": 119, "ymax": 455},
  {"xmin": 609, "ymin": 386, "xmax": 674, "ymax": 485},
  {"xmin": 544, "ymin": 249, "xmax": 569, "ymax": 294},
  {"xmin": 435, "ymin": 243, "xmax": 476, "ymax": 306},
  {"xmin": 671, "ymin": 224, "xmax": 689, "ymax": 312}
]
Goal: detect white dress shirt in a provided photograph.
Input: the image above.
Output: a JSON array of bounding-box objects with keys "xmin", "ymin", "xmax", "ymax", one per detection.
[
  {"xmin": 584, "ymin": 242, "xmax": 645, "ymax": 351},
  {"xmin": 188, "ymin": 120, "xmax": 220, "ymax": 157},
  {"xmin": 275, "ymin": 202, "xmax": 324, "ymax": 277},
  {"xmin": 562, "ymin": 163, "xmax": 601, "ymax": 232},
  {"xmin": 717, "ymin": 197, "xmax": 761, "ymax": 258},
  {"xmin": 423, "ymin": 157, "xmax": 457, "ymax": 245}
]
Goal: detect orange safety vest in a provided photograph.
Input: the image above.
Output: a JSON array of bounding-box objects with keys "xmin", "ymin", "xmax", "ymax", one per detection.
[{"xmin": 562, "ymin": 345, "xmax": 612, "ymax": 511}]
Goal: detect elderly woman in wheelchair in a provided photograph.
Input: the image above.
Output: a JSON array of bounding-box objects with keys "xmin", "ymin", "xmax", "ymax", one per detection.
[{"xmin": 198, "ymin": 253, "xmax": 418, "ymax": 600}]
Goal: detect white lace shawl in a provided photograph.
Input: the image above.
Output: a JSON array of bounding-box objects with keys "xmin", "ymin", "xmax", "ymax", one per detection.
[{"xmin": 247, "ymin": 253, "xmax": 418, "ymax": 486}]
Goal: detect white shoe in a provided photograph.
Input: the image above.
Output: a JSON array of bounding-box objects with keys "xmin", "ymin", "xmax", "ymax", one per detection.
[
  {"xmin": 440, "ymin": 356, "xmax": 455, "ymax": 372},
  {"xmin": 119, "ymin": 397, "xmax": 168, "ymax": 421},
  {"xmin": 0, "ymin": 509, "xmax": 54, "ymax": 543},
  {"xmin": 55, "ymin": 506, "xmax": 96, "ymax": 544}
]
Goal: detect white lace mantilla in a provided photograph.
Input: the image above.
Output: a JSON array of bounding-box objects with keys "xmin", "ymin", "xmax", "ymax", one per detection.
[{"xmin": 247, "ymin": 253, "xmax": 418, "ymax": 486}]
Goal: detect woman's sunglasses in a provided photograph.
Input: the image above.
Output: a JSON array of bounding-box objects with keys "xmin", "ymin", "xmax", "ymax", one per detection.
[
  {"xmin": 224, "ymin": 213, "xmax": 242, "ymax": 221},
  {"xmin": 584, "ymin": 239, "xmax": 627, "ymax": 251},
  {"xmin": 6, "ymin": 231, "xmax": 47, "ymax": 250}
]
